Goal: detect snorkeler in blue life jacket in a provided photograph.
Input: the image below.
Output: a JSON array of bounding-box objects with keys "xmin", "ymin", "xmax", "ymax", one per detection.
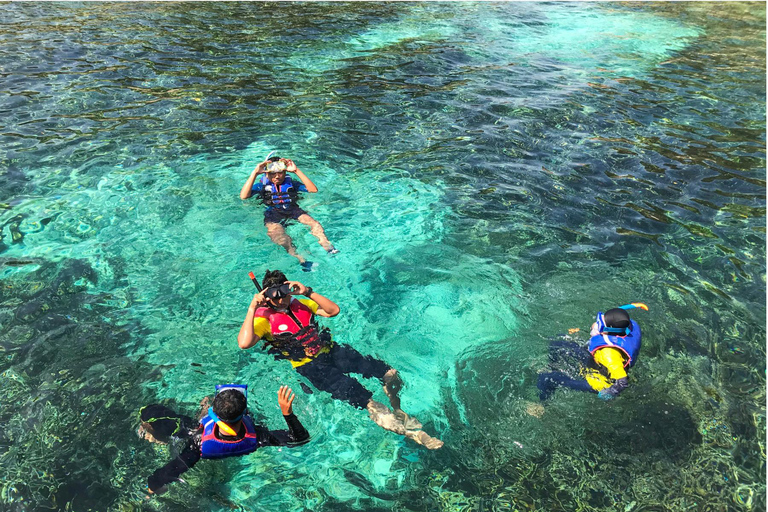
[
  {"xmin": 239, "ymin": 153, "xmax": 338, "ymax": 271},
  {"xmin": 139, "ymin": 384, "xmax": 309, "ymax": 496},
  {"xmin": 535, "ymin": 303, "xmax": 647, "ymax": 404}
]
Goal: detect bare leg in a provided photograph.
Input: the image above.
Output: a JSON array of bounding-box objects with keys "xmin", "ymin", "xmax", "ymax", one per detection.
[
  {"xmin": 366, "ymin": 399, "xmax": 406, "ymax": 435},
  {"xmin": 383, "ymin": 369, "xmax": 421, "ymax": 430},
  {"xmin": 265, "ymin": 222, "xmax": 305, "ymax": 263},
  {"xmin": 405, "ymin": 429, "xmax": 444, "ymax": 450},
  {"xmin": 382, "ymin": 369, "xmax": 443, "ymax": 449},
  {"xmin": 296, "ymin": 214, "xmax": 335, "ymax": 252}
]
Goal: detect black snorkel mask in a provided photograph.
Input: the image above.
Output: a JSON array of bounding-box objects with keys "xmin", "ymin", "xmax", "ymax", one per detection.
[
  {"xmin": 247, "ymin": 270, "xmax": 295, "ymax": 304},
  {"xmin": 265, "ymin": 283, "xmax": 295, "ymax": 301}
]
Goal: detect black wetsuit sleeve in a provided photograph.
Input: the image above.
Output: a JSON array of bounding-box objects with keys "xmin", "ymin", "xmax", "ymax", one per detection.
[
  {"xmin": 604, "ymin": 377, "xmax": 629, "ymax": 397},
  {"xmin": 256, "ymin": 413, "xmax": 310, "ymax": 447},
  {"xmin": 147, "ymin": 430, "xmax": 202, "ymax": 493}
]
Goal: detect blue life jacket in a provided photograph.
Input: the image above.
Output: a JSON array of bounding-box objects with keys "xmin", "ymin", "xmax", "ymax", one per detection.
[
  {"xmin": 259, "ymin": 176, "xmax": 300, "ymax": 209},
  {"xmin": 588, "ymin": 320, "xmax": 642, "ymax": 368},
  {"xmin": 199, "ymin": 413, "xmax": 260, "ymax": 459}
]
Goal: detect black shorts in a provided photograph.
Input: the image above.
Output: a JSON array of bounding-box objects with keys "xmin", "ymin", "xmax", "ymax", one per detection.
[
  {"xmin": 264, "ymin": 205, "xmax": 307, "ymax": 225},
  {"xmin": 295, "ymin": 344, "xmax": 392, "ymax": 409}
]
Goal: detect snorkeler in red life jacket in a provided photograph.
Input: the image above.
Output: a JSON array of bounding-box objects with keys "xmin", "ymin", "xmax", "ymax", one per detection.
[
  {"xmin": 239, "ymin": 153, "xmax": 338, "ymax": 271},
  {"xmin": 140, "ymin": 384, "xmax": 309, "ymax": 496},
  {"xmin": 237, "ymin": 269, "xmax": 444, "ymax": 450}
]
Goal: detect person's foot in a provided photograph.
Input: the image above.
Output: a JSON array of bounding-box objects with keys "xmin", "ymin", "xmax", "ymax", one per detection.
[
  {"xmin": 405, "ymin": 430, "xmax": 444, "ymax": 450},
  {"xmin": 382, "ymin": 369, "xmax": 403, "ymax": 400},
  {"xmin": 367, "ymin": 400, "xmax": 406, "ymax": 435},
  {"xmin": 137, "ymin": 423, "xmax": 166, "ymax": 445},
  {"xmin": 525, "ymin": 401, "xmax": 545, "ymax": 418},
  {"xmin": 326, "ymin": 246, "xmax": 340, "ymax": 255},
  {"xmin": 300, "ymin": 261, "xmax": 315, "ymax": 272},
  {"xmin": 394, "ymin": 409, "xmax": 423, "ymax": 430}
]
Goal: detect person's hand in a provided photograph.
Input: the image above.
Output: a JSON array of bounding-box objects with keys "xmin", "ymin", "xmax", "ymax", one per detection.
[
  {"xmin": 254, "ymin": 161, "xmax": 268, "ymax": 174},
  {"xmin": 249, "ymin": 289, "xmax": 268, "ymax": 309},
  {"xmin": 598, "ymin": 389, "xmax": 616, "ymax": 401},
  {"xmin": 285, "ymin": 281, "xmax": 306, "ymax": 295},
  {"xmin": 284, "ymin": 159, "xmax": 298, "ymax": 173},
  {"xmin": 277, "ymin": 385, "xmax": 296, "ymax": 415}
]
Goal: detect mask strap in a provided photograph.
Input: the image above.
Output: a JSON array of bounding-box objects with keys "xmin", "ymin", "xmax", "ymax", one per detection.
[{"xmin": 208, "ymin": 407, "xmax": 240, "ymax": 436}]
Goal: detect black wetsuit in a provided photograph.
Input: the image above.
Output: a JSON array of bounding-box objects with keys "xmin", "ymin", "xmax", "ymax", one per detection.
[
  {"xmin": 295, "ymin": 344, "xmax": 392, "ymax": 409},
  {"xmin": 142, "ymin": 405, "xmax": 309, "ymax": 493}
]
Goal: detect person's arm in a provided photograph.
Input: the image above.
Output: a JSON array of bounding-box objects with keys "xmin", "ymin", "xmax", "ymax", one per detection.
[
  {"xmin": 285, "ymin": 281, "xmax": 339, "ymax": 317},
  {"xmin": 255, "ymin": 386, "xmax": 310, "ymax": 447},
  {"xmin": 284, "ymin": 159, "xmax": 318, "ymax": 193},
  {"xmin": 147, "ymin": 432, "xmax": 202, "ymax": 494},
  {"xmin": 238, "ymin": 290, "xmax": 268, "ymax": 349},
  {"xmin": 240, "ymin": 161, "xmax": 268, "ymax": 200},
  {"xmin": 595, "ymin": 348, "xmax": 629, "ymax": 400}
]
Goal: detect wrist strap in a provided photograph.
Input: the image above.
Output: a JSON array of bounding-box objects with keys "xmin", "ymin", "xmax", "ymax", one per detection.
[{"xmin": 304, "ymin": 287, "xmax": 313, "ymax": 297}]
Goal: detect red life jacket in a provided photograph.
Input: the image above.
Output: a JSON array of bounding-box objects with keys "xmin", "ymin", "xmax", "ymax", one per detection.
[{"xmin": 255, "ymin": 299, "xmax": 325, "ymax": 357}]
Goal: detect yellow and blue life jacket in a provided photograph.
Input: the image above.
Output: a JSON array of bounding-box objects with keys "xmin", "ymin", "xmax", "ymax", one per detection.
[{"xmin": 588, "ymin": 318, "xmax": 641, "ymax": 368}]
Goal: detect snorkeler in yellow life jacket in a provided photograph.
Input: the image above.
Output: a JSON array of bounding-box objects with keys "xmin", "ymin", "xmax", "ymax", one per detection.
[{"xmin": 537, "ymin": 303, "xmax": 647, "ymax": 401}]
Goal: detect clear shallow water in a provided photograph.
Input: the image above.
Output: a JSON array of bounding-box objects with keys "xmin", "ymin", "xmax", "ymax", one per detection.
[{"xmin": 0, "ymin": 2, "xmax": 764, "ymax": 511}]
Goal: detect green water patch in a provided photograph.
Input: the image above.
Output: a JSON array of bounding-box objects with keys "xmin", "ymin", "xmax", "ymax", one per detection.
[
  {"xmin": 286, "ymin": 2, "xmax": 700, "ymax": 86},
  {"xmin": 0, "ymin": 2, "xmax": 763, "ymax": 511},
  {"xmin": 0, "ymin": 136, "xmax": 525, "ymax": 508},
  {"xmin": 0, "ymin": 258, "xmax": 168, "ymax": 510},
  {"xmin": 438, "ymin": 258, "xmax": 765, "ymax": 512}
]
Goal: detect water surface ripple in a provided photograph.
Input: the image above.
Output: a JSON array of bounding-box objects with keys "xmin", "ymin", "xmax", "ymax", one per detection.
[{"xmin": 0, "ymin": 3, "xmax": 764, "ymax": 512}]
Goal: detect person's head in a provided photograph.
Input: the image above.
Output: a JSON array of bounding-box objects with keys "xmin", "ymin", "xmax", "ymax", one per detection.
[
  {"xmin": 262, "ymin": 269, "xmax": 292, "ymax": 309},
  {"xmin": 598, "ymin": 308, "xmax": 631, "ymax": 335},
  {"xmin": 266, "ymin": 158, "xmax": 288, "ymax": 185},
  {"xmin": 212, "ymin": 389, "xmax": 247, "ymax": 424}
]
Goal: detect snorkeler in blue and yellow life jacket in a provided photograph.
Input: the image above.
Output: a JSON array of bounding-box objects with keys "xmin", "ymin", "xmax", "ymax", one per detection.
[
  {"xmin": 537, "ymin": 303, "xmax": 648, "ymax": 402},
  {"xmin": 139, "ymin": 384, "xmax": 309, "ymax": 496}
]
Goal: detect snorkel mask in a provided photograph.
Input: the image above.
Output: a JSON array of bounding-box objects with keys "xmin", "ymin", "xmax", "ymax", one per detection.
[
  {"xmin": 595, "ymin": 303, "xmax": 648, "ymax": 336},
  {"xmin": 264, "ymin": 283, "xmax": 295, "ymax": 301},
  {"xmin": 267, "ymin": 160, "xmax": 287, "ymax": 173},
  {"xmin": 208, "ymin": 384, "xmax": 248, "ymax": 436}
]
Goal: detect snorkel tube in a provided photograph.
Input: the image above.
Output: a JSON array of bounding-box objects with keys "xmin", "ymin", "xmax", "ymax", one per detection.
[
  {"xmin": 248, "ymin": 271, "xmax": 262, "ymax": 292},
  {"xmin": 619, "ymin": 303, "xmax": 649, "ymax": 311}
]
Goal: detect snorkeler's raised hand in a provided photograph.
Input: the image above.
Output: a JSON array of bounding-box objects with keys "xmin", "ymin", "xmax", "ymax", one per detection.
[
  {"xmin": 284, "ymin": 159, "xmax": 298, "ymax": 173},
  {"xmin": 249, "ymin": 289, "xmax": 268, "ymax": 309},
  {"xmin": 278, "ymin": 385, "xmax": 296, "ymax": 415},
  {"xmin": 254, "ymin": 161, "xmax": 268, "ymax": 174},
  {"xmin": 285, "ymin": 280, "xmax": 307, "ymax": 295}
]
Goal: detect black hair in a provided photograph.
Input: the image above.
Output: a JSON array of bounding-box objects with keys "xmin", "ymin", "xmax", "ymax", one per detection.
[
  {"xmin": 603, "ymin": 308, "xmax": 630, "ymax": 329},
  {"xmin": 262, "ymin": 269, "xmax": 288, "ymax": 290},
  {"xmin": 212, "ymin": 389, "xmax": 247, "ymax": 422}
]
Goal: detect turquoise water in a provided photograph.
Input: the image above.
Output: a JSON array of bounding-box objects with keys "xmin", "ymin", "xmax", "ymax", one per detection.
[{"xmin": 0, "ymin": 2, "xmax": 764, "ymax": 511}]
